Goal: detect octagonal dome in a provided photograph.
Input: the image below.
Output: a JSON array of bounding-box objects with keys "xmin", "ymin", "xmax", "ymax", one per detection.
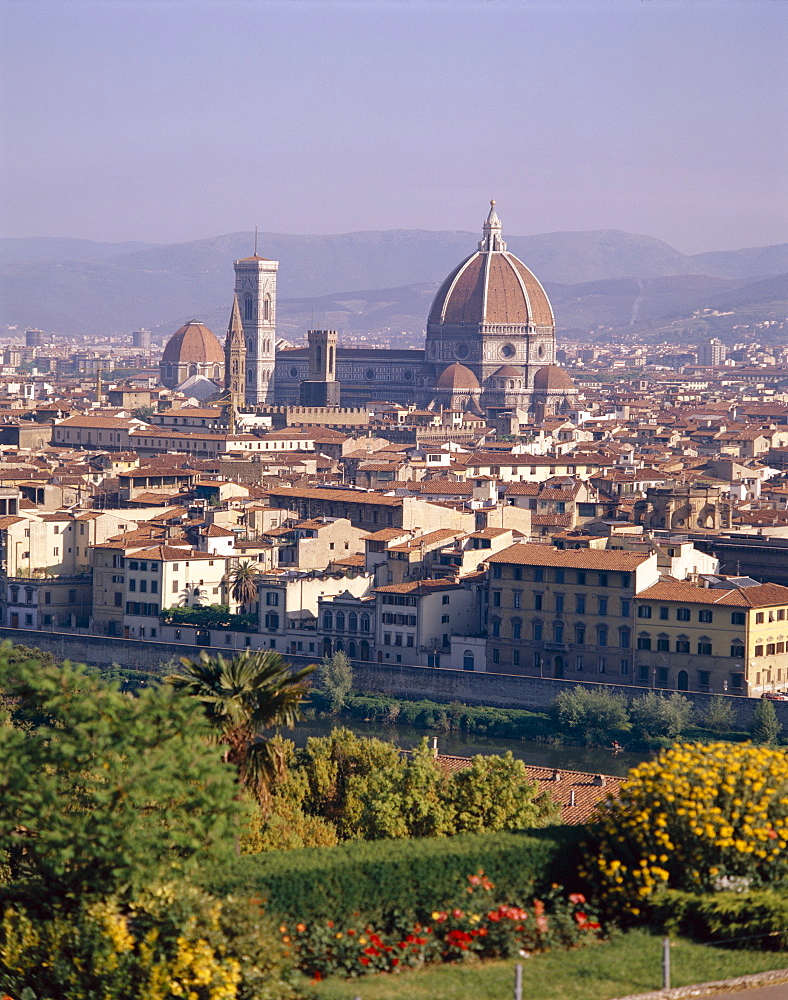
[
  {"xmin": 162, "ymin": 320, "xmax": 223, "ymax": 366},
  {"xmin": 428, "ymin": 202, "xmax": 554, "ymax": 329}
]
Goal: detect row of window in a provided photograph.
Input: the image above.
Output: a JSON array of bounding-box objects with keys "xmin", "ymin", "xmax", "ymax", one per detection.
[
  {"xmin": 322, "ymin": 611, "xmax": 372, "ymax": 632},
  {"xmin": 494, "ymin": 592, "xmax": 632, "ymax": 617},
  {"xmin": 755, "ymin": 642, "xmax": 787, "ymax": 657},
  {"xmin": 125, "ymin": 602, "xmax": 160, "ymax": 616},
  {"xmin": 8, "ymin": 587, "xmax": 79, "ymax": 604},
  {"xmin": 491, "ymin": 566, "xmax": 632, "ymax": 588},
  {"xmin": 638, "ymin": 606, "xmax": 742, "ymax": 624}
]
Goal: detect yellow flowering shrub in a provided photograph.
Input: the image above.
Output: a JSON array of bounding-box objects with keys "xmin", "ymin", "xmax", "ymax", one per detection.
[
  {"xmin": 0, "ymin": 883, "xmax": 301, "ymax": 1000},
  {"xmin": 582, "ymin": 742, "xmax": 788, "ymax": 916}
]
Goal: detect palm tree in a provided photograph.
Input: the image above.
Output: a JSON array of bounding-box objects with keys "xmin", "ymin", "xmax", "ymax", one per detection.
[
  {"xmin": 166, "ymin": 649, "xmax": 314, "ymax": 808},
  {"xmin": 227, "ymin": 560, "xmax": 261, "ymax": 609}
]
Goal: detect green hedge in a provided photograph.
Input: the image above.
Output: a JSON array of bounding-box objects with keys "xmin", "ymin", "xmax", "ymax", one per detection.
[
  {"xmin": 654, "ymin": 889, "xmax": 788, "ymax": 949},
  {"xmin": 202, "ymin": 826, "xmax": 582, "ymax": 925}
]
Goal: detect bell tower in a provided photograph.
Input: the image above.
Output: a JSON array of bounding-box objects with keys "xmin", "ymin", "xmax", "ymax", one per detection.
[
  {"xmin": 224, "ymin": 294, "xmax": 246, "ymax": 409},
  {"xmin": 234, "ymin": 247, "xmax": 278, "ymax": 405}
]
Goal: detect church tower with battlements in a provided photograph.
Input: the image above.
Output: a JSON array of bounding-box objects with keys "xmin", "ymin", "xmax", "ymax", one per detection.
[{"xmin": 234, "ymin": 250, "xmax": 278, "ymax": 404}]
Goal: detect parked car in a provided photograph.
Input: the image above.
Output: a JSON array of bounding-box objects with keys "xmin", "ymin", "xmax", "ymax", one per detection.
[{"xmin": 762, "ymin": 692, "xmax": 788, "ymax": 701}]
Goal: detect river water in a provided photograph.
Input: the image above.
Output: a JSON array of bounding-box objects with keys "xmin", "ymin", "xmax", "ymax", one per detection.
[{"xmin": 290, "ymin": 718, "xmax": 646, "ymax": 778}]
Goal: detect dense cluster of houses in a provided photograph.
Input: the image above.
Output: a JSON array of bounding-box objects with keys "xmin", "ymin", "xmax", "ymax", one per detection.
[{"xmin": 0, "ymin": 370, "xmax": 787, "ymax": 699}]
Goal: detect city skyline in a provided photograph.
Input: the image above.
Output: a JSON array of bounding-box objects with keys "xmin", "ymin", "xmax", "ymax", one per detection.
[{"xmin": 0, "ymin": 0, "xmax": 786, "ymax": 254}]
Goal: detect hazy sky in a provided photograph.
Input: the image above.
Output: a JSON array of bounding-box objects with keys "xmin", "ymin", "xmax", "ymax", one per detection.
[{"xmin": 1, "ymin": 0, "xmax": 786, "ymax": 253}]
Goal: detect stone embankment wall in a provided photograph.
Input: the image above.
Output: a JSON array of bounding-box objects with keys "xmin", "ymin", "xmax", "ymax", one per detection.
[{"xmin": 1, "ymin": 626, "xmax": 785, "ymax": 729}]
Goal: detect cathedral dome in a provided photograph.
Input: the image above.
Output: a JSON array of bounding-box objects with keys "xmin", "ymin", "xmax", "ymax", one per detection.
[
  {"xmin": 427, "ymin": 202, "xmax": 554, "ymax": 329},
  {"xmin": 435, "ymin": 363, "xmax": 480, "ymax": 391},
  {"xmin": 491, "ymin": 365, "xmax": 522, "ymax": 378},
  {"xmin": 162, "ymin": 321, "xmax": 223, "ymax": 366},
  {"xmin": 533, "ymin": 364, "xmax": 576, "ymax": 391}
]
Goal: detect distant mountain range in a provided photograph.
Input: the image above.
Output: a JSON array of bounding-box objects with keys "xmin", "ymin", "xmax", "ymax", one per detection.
[{"xmin": 1, "ymin": 229, "xmax": 786, "ymax": 341}]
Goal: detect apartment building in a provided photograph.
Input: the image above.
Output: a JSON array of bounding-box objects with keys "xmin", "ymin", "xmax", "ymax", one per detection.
[
  {"xmin": 485, "ymin": 544, "xmax": 659, "ymax": 678},
  {"xmin": 634, "ymin": 578, "xmax": 788, "ymax": 697},
  {"xmin": 92, "ymin": 540, "xmax": 228, "ymax": 637},
  {"xmin": 373, "ymin": 577, "xmax": 478, "ymax": 668}
]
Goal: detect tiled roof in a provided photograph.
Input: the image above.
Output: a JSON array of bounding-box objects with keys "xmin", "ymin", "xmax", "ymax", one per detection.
[
  {"xmin": 487, "ymin": 543, "xmax": 650, "ymax": 570},
  {"xmin": 264, "ymin": 486, "xmax": 401, "ymax": 507},
  {"xmin": 639, "ymin": 580, "xmax": 788, "ymax": 609},
  {"xmin": 434, "ymin": 756, "xmax": 622, "ymax": 824},
  {"xmin": 375, "ymin": 578, "xmax": 464, "ymax": 596}
]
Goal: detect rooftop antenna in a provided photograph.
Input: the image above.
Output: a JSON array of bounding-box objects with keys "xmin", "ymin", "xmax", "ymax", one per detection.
[{"xmin": 254, "ymin": 226, "xmax": 258, "ymax": 256}]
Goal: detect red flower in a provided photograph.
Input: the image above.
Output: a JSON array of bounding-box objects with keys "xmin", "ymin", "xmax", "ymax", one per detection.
[
  {"xmin": 768, "ymin": 829, "xmax": 778, "ymax": 839},
  {"xmin": 359, "ymin": 956, "xmax": 370, "ymax": 966},
  {"xmin": 391, "ymin": 957, "xmax": 400, "ymax": 967},
  {"xmin": 311, "ymin": 971, "xmax": 323, "ymax": 983},
  {"xmin": 589, "ymin": 921, "xmax": 601, "ymax": 930},
  {"xmin": 347, "ymin": 928, "xmax": 356, "ymax": 936},
  {"xmin": 533, "ymin": 899, "xmax": 545, "ymax": 917},
  {"xmin": 452, "ymin": 908, "xmax": 464, "ymax": 919},
  {"xmin": 569, "ymin": 893, "xmax": 586, "ymax": 904},
  {"xmin": 327, "ymin": 920, "xmax": 334, "ymax": 929},
  {"xmin": 575, "ymin": 911, "xmax": 588, "ymax": 926},
  {"xmin": 363, "ymin": 946, "xmax": 378, "ymax": 956}
]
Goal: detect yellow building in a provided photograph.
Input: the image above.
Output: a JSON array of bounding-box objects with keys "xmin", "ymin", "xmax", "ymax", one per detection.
[{"xmin": 634, "ymin": 579, "xmax": 788, "ymax": 697}]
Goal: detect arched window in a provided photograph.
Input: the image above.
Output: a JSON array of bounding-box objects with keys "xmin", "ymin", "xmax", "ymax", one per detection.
[
  {"xmin": 322, "ymin": 610, "xmax": 332, "ymax": 631},
  {"xmin": 511, "ymin": 618, "xmax": 522, "ymax": 640},
  {"xmin": 335, "ymin": 611, "xmax": 345, "ymax": 631},
  {"xmin": 348, "ymin": 640, "xmax": 356, "ymax": 659},
  {"xmin": 677, "ymin": 670, "xmax": 689, "ymax": 691},
  {"xmin": 335, "ymin": 639, "xmax": 344, "ymax": 652},
  {"xmin": 597, "ymin": 625, "xmax": 608, "ymax": 646},
  {"xmin": 360, "ymin": 640, "xmax": 370, "ymax": 661},
  {"xmin": 244, "ymin": 295, "xmax": 253, "ymax": 321},
  {"xmin": 532, "ymin": 619, "xmax": 543, "ymax": 641},
  {"xmin": 329, "ymin": 345, "xmax": 335, "ymax": 374},
  {"xmin": 619, "ymin": 628, "xmax": 631, "ymax": 648},
  {"xmin": 360, "ymin": 614, "xmax": 370, "ymax": 633},
  {"xmin": 463, "ymin": 649, "xmax": 475, "ymax": 671},
  {"xmin": 348, "ymin": 612, "xmax": 358, "ymax": 632},
  {"xmin": 263, "ymin": 294, "xmax": 271, "ymax": 321}
]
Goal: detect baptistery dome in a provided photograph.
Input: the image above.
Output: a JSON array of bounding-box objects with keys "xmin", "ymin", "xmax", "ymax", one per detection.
[{"xmin": 160, "ymin": 320, "xmax": 224, "ymax": 389}]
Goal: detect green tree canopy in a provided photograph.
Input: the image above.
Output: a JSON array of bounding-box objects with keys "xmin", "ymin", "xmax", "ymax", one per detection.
[{"xmin": 0, "ymin": 651, "xmax": 242, "ymax": 910}]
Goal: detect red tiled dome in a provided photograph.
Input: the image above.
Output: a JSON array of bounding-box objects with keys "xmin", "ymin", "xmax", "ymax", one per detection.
[
  {"xmin": 162, "ymin": 321, "xmax": 223, "ymax": 365},
  {"xmin": 428, "ymin": 203, "xmax": 553, "ymax": 329},
  {"xmin": 492, "ymin": 365, "xmax": 523, "ymax": 377},
  {"xmin": 435, "ymin": 363, "xmax": 480, "ymax": 391},
  {"xmin": 533, "ymin": 364, "xmax": 576, "ymax": 391}
]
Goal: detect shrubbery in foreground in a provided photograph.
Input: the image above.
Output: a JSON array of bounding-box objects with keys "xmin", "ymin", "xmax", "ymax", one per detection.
[{"xmin": 582, "ymin": 742, "xmax": 788, "ymax": 917}]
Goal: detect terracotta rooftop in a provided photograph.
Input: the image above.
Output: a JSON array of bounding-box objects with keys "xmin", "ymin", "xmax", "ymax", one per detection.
[
  {"xmin": 639, "ymin": 580, "xmax": 788, "ymax": 609},
  {"xmin": 433, "ymin": 755, "xmax": 622, "ymax": 824},
  {"xmin": 487, "ymin": 543, "xmax": 651, "ymax": 570}
]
